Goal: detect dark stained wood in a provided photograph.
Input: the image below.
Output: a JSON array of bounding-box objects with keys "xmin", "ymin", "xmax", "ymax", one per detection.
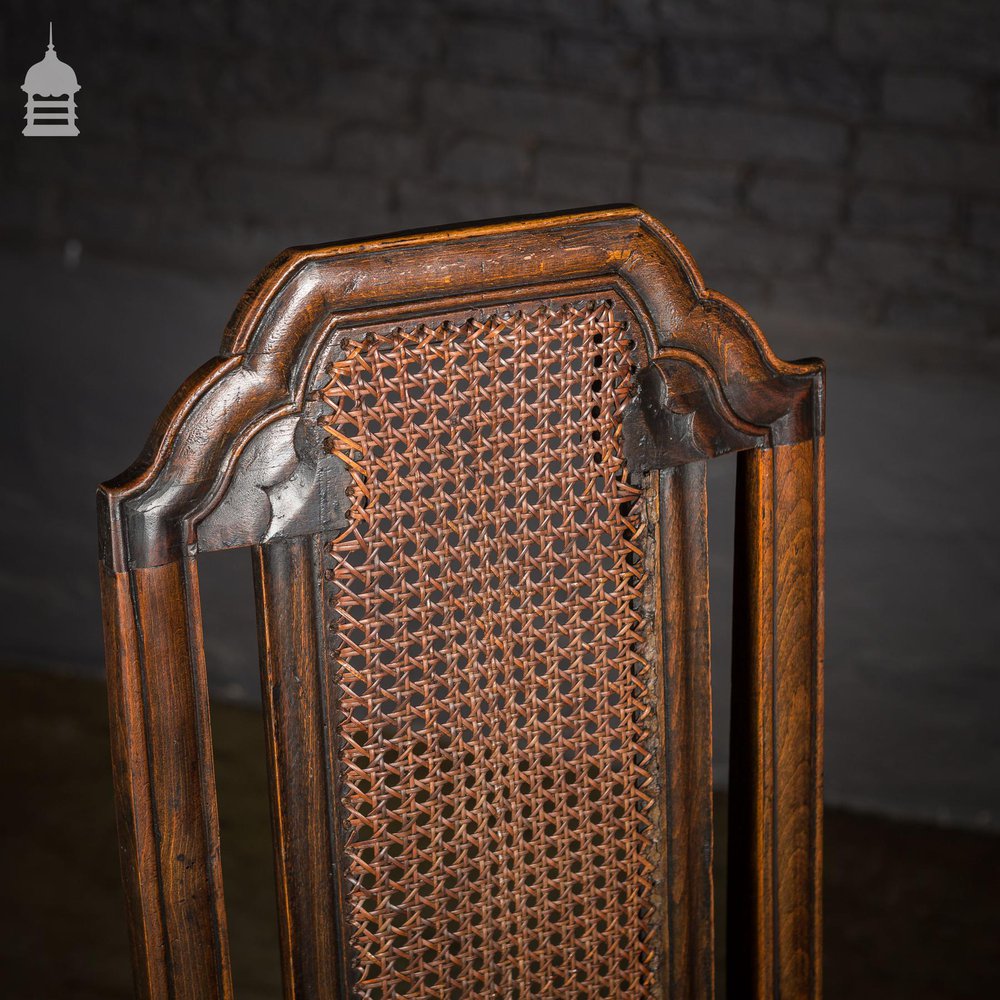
[
  {"xmin": 99, "ymin": 557, "xmax": 233, "ymax": 1000},
  {"xmin": 252, "ymin": 536, "xmax": 346, "ymax": 1000},
  {"xmin": 623, "ymin": 351, "xmax": 821, "ymax": 473},
  {"xmin": 656, "ymin": 461, "xmax": 715, "ymax": 999},
  {"xmin": 728, "ymin": 434, "xmax": 825, "ymax": 1000},
  {"xmin": 96, "ymin": 206, "xmax": 822, "ymax": 575},
  {"xmin": 97, "ymin": 205, "xmax": 825, "ymax": 1000}
]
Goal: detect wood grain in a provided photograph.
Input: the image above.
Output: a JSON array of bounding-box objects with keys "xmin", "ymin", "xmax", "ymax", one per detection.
[
  {"xmin": 99, "ymin": 558, "xmax": 233, "ymax": 1000},
  {"xmin": 97, "ymin": 205, "xmax": 825, "ymax": 1000},
  {"xmin": 252, "ymin": 536, "xmax": 346, "ymax": 1000},
  {"xmin": 656, "ymin": 462, "xmax": 715, "ymax": 999},
  {"xmin": 728, "ymin": 432, "xmax": 825, "ymax": 1000}
]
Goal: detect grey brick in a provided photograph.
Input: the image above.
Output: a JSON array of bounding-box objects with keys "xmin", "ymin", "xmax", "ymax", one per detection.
[
  {"xmin": 767, "ymin": 275, "xmax": 883, "ymax": 333},
  {"xmin": 317, "ymin": 71, "xmax": 415, "ymax": 125},
  {"xmin": 128, "ymin": 154, "xmax": 200, "ymax": 203},
  {"xmin": 16, "ymin": 141, "xmax": 137, "ymax": 190},
  {"xmin": 445, "ymin": 21, "xmax": 548, "ymax": 83},
  {"xmin": 970, "ymin": 201, "xmax": 1000, "ymax": 252},
  {"xmin": 536, "ymin": 148, "xmax": 632, "ymax": 203},
  {"xmin": 670, "ymin": 218, "xmax": 824, "ymax": 278},
  {"xmin": 155, "ymin": 210, "xmax": 410, "ymax": 274},
  {"xmin": 849, "ymin": 185, "xmax": 955, "ymax": 240},
  {"xmin": 6, "ymin": 0, "xmax": 1000, "ymax": 347},
  {"xmin": 665, "ymin": 41, "xmax": 776, "ymax": 102},
  {"xmin": 336, "ymin": 6, "xmax": 443, "ymax": 69},
  {"xmin": 143, "ymin": 217, "xmax": 284, "ymax": 275},
  {"xmin": 134, "ymin": 1, "xmax": 231, "ymax": 44},
  {"xmin": 442, "ymin": 0, "xmax": 606, "ymax": 23},
  {"xmin": 828, "ymin": 234, "xmax": 1000, "ymax": 304},
  {"xmin": 836, "ymin": 7, "xmax": 1000, "ymax": 75},
  {"xmin": 882, "ymin": 72, "xmax": 981, "ymax": 127},
  {"xmin": 205, "ymin": 164, "xmax": 388, "ymax": 224},
  {"xmin": 828, "ymin": 234, "xmax": 935, "ymax": 291},
  {"xmin": 666, "ymin": 41, "xmax": 875, "ymax": 117},
  {"xmin": 209, "ymin": 49, "xmax": 324, "ymax": 111},
  {"xmin": 550, "ymin": 35, "xmax": 643, "ymax": 97},
  {"xmin": 437, "ymin": 138, "xmax": 531, "ymax": 187},
  {"xmin": 79, "ymin": 97, "xmax": 138, "ymax": 145},
  {"xmin": 229, "ymin": 0, "xmax": 333, "ymax": 49},
  {"xmin": 0, "ymin": 187, "xmax": 58, "ymax": 236},
  {"xmin": 639, "ymin": 102, "xmax": 849, "ymax": 166},
  {"xmin": 138, "ymin": 103, "xmax": 228, "ymax": 154},
  {"xmin": 776, "ymin": 45, "xmax": 875, "ymax": 116},
  {"xmin": 236, "ymin": 114, "xmax": 332, "ymax": 167},
  {"xmin": 856, "ymin": 129, "xmax": 1000, "ymax": 194},
  {"xmin": 90, "ymin": 48, "xmax": 205, "ymax": 106},
  {"xmin": 658, "ymin": 0, "xmax": 827, "ymax": 42},
  {"xmin": 748, "ymin": 173, "xmax": 843, "ymax": 229},
  {"xmin": 701, "ymin": 269, "xmax": 771, "ymax": 312},
  {"xmin": 638, "ymin": 162, "xmax": 741, "ymax": 219},
  {"xmin": 394, "ymin": 180, "xmax": 554, "ymax": 231},
  {"xmin": 608, "ymin": 0, "xmax": 659, "ymax": 35},
  {"xmin": 882, "ymin": 294, "xmax": 991, "ymax": 340},
  {"xmin": 942, "ymin": 244, "xmax": 1000, "ymax": 303},
  {"xmin": 61, "ymin": 196, "xmax": 160, "ymax": 251},
  {"xmin": 424, "ymin": 80, "xmax": 630, "ymax": 149},
  {"xmin": 334, "ymin": 127, "xmax": 427, "ymax": 177}
]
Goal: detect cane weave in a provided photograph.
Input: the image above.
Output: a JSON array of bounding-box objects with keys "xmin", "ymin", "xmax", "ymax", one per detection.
[{"xmin": 319, "ymin": 300, "xmax": 658, "ymax": 999}]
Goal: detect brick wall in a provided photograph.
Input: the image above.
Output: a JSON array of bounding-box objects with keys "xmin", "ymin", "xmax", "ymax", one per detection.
[
  {"xmin": 3, "ymin": 0, "xmax": 999, "ymax": 346},
  {"xmin": 3, "ymin": 1, "xmax": 1000, "ymax": 826}
]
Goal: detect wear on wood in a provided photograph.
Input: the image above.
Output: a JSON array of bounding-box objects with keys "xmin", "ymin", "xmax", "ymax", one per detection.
[{"xmin": 98, "ymin": 206, "xmax": 824, "ymax": 1000}]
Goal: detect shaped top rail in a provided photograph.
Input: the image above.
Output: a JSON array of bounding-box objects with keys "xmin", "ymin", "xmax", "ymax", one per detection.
[{"xmin": 98, "ymin": 205, "xmax": 823, "ymax": 571}]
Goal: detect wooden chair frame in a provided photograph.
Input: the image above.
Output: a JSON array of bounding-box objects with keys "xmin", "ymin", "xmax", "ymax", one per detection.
[{"xmin": 99, "ymin": 206, "xmax": 824, "ymax": 1000}]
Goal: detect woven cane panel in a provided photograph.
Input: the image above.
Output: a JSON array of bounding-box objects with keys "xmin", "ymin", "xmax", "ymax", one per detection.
[{"xmin": 320, "ymin": 300, "xmax": 657, "ymax": 999}]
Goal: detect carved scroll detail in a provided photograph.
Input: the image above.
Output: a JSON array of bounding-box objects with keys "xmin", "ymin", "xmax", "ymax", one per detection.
[
  {"xmin": 623, "ymin": 348, "xmax": 821, "ymax": 470},
  {"xmin": 197, "ymin": 404, "xmax": 349, "ymax": 555}
]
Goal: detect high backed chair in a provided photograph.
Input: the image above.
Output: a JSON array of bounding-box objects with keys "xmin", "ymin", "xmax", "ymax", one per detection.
[{"xmin": 99, "ymin": 207, "xmax": 824, "ymax": 1000}]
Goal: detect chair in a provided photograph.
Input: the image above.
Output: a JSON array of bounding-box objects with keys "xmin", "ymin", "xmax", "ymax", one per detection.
[{"xmin": 98, "ymin": 206, "xmax": 824, "ymax": 1000}]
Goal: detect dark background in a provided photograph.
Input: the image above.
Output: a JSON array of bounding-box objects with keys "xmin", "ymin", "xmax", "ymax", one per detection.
[{"xmin": 1, "ymin": 1, "xmax": 998, "ymax": 997}]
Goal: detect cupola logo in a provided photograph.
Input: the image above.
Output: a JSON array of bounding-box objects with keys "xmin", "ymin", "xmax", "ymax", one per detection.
[{"xmin": 22, "ymin": 23, "xmax": 80, "ymax": 137}]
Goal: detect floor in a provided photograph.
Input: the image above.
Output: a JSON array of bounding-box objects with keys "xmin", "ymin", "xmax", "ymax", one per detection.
[{"xmin": 2, "ymin": 669, "xmax": 997, "ymax": 999}]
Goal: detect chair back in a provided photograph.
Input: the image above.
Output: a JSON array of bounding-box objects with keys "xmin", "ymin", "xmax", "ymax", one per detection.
[{"xmin": 99, "ymin": 207, "xmax": 824, "ymax": 1000}]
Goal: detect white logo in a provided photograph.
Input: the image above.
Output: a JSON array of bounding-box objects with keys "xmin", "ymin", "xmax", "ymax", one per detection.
[{"xmin": 22, "ymin": 23, "xmax": 80, "ymax": 137}]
